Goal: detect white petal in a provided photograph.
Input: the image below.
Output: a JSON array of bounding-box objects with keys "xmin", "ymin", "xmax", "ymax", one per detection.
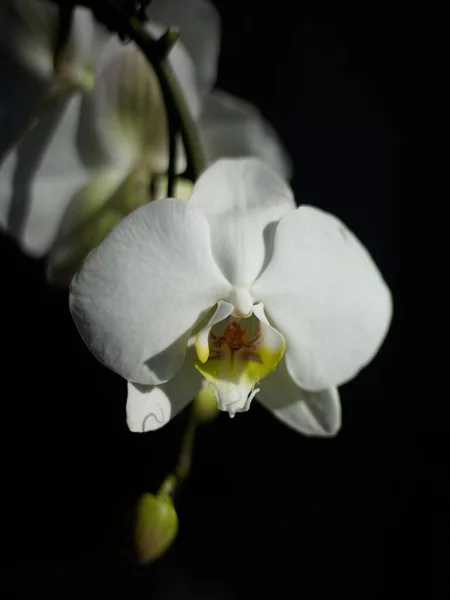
[
  {"xmin": 126, "ymin": 347, "xmax": 202, "ymax": 432},
  {"xmin": 47, "ymin": 166, "xmax": 143, "ymax": 288},
  {"xmin": 188, "ymin": 158, "xmax": 295, "ymax": 287},
  {"xmin": 0, "ymin": 6, "xmax": 106, "ymax": 162},
  {"xmin": 147, "ymin": 0, "xmax": 220, "ymax": 93},
  {"xmin": 69, "ymin": 8, "xmax": 110, "ymax": 76},
  {"xmin": 70, "ymin": 199, "xmax": 231, "ymax": 385},
  {"xmin": 200, "ymin": 90, "xmax": 292, "ymax": 181},
  {"xmin": 257, "ymin": 358, "xmax": 341, "ymax": 436},
  {"xmin": 54, "ymin": 8, "xmax": 106, "ymax": 90},
  {"xmin": 0, "ymin": 3, "xmax": 102, "ymax": 85},
  {"xmin": 76, "ymin": 25, "xmax": 200, "ymax": 174},
  {"xmin": 253, "ymin": 206, "xmax": 393, "ymax": 390},
  {"xmin": 195, "ymin": 300, "xmax": 234, "ymax": 362},
  {"xmin": 76, "ymin": 39, "xmax": 165, "ymax": 171},
  {"xmin": 0, "ymin": 95, "xmax": 90, "ymax": 256}
]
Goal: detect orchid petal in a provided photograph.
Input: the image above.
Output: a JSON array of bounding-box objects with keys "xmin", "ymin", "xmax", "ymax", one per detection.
[
  {"xmin": 257, "ymin": 357, "xmax": 341, "ymax": 436},
  {"xmin": 0, "ymin": 2, "xmax": 101, "ymax": 87},
  {"xmin": 70, "ymin": 199, "xmax": 231, "ymax": 385},
  {"xmin": 195, "ymin": 300, "xmax": 234, "ymax": 363},
  {"xmin": 47, "ymin": 165, "xmax": 151, "ymax": 288},
  {"xmin": 76, "ymin": 27, "xmax": 200, "ymax": 173},
  {"xmin": 0, "ymin": 95, "xmax": 90, "ymax": 256},
  {"xmin": 76, "ymin": 40, "xmax": 166, "ymax": 172},
  {"xmin": 127, "ymin": 347, "xmax": 202, "ymax": 432},
  {"xmin": 253, "ymin": 206, "xmax": 393, "ymax": 390},
  {"xmin": 188, "ymin": 158, "xmax": 295, "ymax": 287},
  {"xmin": 147, "ymin": 0, "xmax": 220, "ymax": 93},
  {"xmin": 200, "ymin": 90, "xmax": 292, "ymax": 180},
  {"xmin": 0, "ymin": 5, "xmax": 107, "ymax": 209},
  {"xmin": 53, "ymin": 7, "xmax": 105, "ymax": 92}
]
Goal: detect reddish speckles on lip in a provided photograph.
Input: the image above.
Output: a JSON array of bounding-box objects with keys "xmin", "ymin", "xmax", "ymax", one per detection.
[
  {"xmin": 208, "ymin": 320, "xmax": 262, "ymax": 357},
  {"xmin": 224, "ymin": 322, "xmax": 249, "ymax": 350}
]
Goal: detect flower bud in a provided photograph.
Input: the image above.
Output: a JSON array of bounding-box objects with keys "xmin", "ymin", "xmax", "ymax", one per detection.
[
  {"xmin": 193, "ymin": 381, "xmax": 219, "ymax": 424},
  {"xmin": 134, "ymin": 492, "xmax": 178, "ymax": 565}
]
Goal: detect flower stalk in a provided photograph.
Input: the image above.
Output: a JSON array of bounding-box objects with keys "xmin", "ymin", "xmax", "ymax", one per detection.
[
  {"xmin": 125, "ymin": 18, "xmax": 206, "ymax": 190},
  {"xmin": 157, "ymin": 400, "xmax": 204, "ymax": 500}
]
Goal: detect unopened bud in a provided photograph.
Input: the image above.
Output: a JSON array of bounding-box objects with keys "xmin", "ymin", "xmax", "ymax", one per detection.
[
  {"xmin": 193, "ymin": 382, "xmax": 219, "ymax": 424},
  {"xmin": 134, "ymin": 492, "xmax": 178, "ymax": 565}
]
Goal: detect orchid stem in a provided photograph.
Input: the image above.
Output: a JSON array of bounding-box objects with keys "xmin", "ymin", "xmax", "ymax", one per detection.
[
  {"xmin": 157, "ymin": 408, "xmax": 198, "ymax": 499},
  {"xmin": 126, "ymin": 18, "xmax": 206, "ymax": 187},
  {"xmin": 175, "ymin": 409, "xmax": 197, "ymax": 481}
]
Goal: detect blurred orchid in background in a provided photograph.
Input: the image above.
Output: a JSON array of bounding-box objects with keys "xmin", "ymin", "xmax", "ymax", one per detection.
[
  {"xmin": 0, "ymin": 0, "xmax": 291, "ymax": 287},
  {"xmin": 70, "ymin": 158, "xmax": 392, "ymax": 437}
]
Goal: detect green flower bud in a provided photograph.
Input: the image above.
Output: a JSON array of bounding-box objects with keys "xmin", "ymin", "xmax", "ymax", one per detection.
[
  {"xmin": 193, "ymin": 382, "xmax": 219, "ymax": 424},
  {"xmin": 134, "ymin": 493, "xmax": 178, "ymax": 565}
]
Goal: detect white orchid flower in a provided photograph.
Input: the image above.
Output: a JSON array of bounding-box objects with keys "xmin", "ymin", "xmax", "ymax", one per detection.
[
  {"xmin": 0, "ymin": 0, "xmax": 103, "ymax": 156},
  {"xmin": 0, "ymin": 6, "xmax": 199, "ymax": 268},
  {"xmin": 69, "ymin": 158, "xmax": 392, "ymax": 437},
  {"xmin": 44, "ymin": 29, "xmax": 200, "ymax": 287},
  {"xmin": 1, "ymin": 0, "xmax": 291, "ymax": 274},
  {"xmin": 0, "ymin": 0, "xmax": 109, "ymax": 254}
]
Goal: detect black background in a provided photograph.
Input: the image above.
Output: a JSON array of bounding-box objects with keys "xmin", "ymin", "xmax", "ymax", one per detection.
[{"xmin": 2, "ymin": 1, "xmax": 440, "ymax": 598}]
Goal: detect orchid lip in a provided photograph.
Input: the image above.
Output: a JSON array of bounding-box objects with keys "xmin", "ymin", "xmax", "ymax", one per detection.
[{"xmin": 194, "ymin": 302, "xmax": 285, "ymax": 416}]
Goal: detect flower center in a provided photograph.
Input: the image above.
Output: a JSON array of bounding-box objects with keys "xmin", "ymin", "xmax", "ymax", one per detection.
[
  {"xmin": 215, "ymin": 322, "xmax": 249, "ymax": 351},
  {"xmin": 194, "ymin": 307, "xmax": 284, "ymax": 418},
  {"xmin": 207, "ymin": 319, "xmax": 262, "ymax": 363}
]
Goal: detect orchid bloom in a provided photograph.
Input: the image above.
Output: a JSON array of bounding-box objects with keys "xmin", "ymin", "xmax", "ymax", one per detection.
[
  {"xmin": 0, "ymin": 0, "xmax": 103, "ymax": 155},
  {"xmin": 70, "ymin": 158, "xmax": 392, "ymax": 437},
  {"xmin": 0, "ymin": 0, "xmax": 198, "ymax": 263},
  {"xmin": 1, "ymin": 0, "xmax": 291, "ymax": 286}
]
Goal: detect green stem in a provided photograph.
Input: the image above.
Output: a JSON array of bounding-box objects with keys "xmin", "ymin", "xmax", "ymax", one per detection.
[
  {"xmin": 157, "ymin": 407, "xmax": 198, "ymax": 499},
  {"xmin": 126, "ymin": 18, "xmax": 206, "ymax": 183},
  {"xmin": 166, "ymin": 87, "xmax": 178, "ymax": 198},
  {"xmin": 175, "ymin": 409, "xmax": 197, "ymax": 481}
]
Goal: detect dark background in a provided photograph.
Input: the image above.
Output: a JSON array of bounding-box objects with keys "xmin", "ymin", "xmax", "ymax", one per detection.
[{"xmin": 2, "ymin": 1, "xmax": 440, "ymax": 598}]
